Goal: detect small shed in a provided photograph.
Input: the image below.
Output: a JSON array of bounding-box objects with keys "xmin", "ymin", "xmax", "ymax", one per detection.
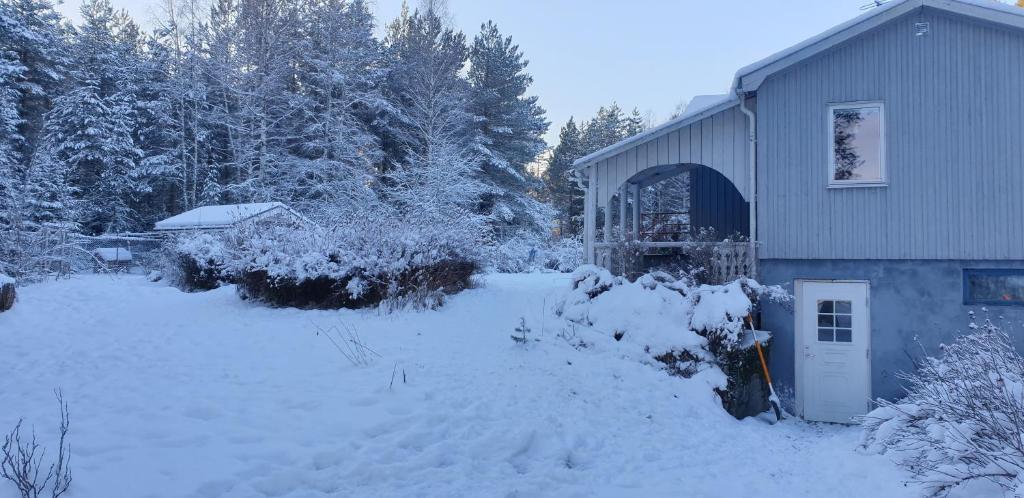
[
  {"xmin": 92, "ymin": 247, "xmax": 133, "ymax": 273},
  {"xmin": 153, "ymin": 202, "xmax": 307, "ymax": 232}
]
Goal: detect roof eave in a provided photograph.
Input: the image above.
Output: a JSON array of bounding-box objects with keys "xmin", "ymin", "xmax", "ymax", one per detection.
[{"xmin": 572, "ymin": 96, "xmax": 740, "ymax": 170}]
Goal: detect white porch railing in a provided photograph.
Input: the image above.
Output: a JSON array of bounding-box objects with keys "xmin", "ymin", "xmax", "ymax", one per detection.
[{"xmin": 594, "ymin": 241, "xmax": 756, "ymax": 281}]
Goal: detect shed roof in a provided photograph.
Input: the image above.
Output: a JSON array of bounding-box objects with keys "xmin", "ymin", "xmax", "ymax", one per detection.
[
  {"xmin": 154, "ymin": 202, "xmax": 297, "ymax": 231},
  {"xmin": 574, "ymin": 0, "xmax": 1024, "ymax": 170}
]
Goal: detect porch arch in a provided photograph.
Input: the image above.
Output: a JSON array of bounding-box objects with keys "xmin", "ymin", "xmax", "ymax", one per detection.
[{"xmin": 577, "ymin": 100, "xmax": 753, "ymax": 267}]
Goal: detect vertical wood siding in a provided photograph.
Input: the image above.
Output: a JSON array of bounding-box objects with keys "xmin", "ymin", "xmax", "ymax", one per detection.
[
  {"xmin": 594, "ymin": 105, "xmax": 749, "ymax": 208},
  {"xmin": 758, "ymin": 8, "xmax": 1024, "ymax": 260}
]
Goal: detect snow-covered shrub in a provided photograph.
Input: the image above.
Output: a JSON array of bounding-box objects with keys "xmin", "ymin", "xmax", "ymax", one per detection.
[
  {"xmin": 556, "ymin": 265, "xmax": 786, "ymax": 355},
  {"xmin": 554, "ymin": 265, "xmax": 789, "ymax": 417},
  {"xmin": 486, "ymin": 234, "xmax": 583, "ymax": 274},
  {"xmin": 542, "ymin": 236, "xmax": 583, "ymax": 273},
  {"xmin": 861, "ymin": 318, "xmax": 1024, "ymax": 496},
  {"xmin": 230, "ymin": 216, "xmax": 479, "ymax": 310},
  {"xmin": 161, "ymin": 232, "xmax": 229, "ymax": 292}
]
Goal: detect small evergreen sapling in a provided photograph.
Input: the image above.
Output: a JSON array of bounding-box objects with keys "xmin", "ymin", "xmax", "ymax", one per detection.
[{"xmin": 511, "ymin": 317, "xmax": 531, "ymax": 345}]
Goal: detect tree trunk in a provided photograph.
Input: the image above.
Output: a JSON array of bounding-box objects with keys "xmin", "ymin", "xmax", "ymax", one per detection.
[{"xmin": 0, "ymin": 283, "xmax": 15, "ymax": 312}]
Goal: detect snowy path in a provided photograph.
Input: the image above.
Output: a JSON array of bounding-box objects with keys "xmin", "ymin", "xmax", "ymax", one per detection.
[{"xmin": 0, "ymin": 274, "xmax": 916, "ymax": 497}]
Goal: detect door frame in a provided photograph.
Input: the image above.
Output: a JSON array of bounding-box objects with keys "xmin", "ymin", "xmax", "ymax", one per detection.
[{"xmin": 794, "ymin": 279, "xmax": 872, "ymax": 420}]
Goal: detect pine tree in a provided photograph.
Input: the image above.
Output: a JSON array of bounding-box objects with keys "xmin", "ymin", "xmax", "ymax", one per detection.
[
  {"xmin": 468, "ymin": 20, "xmax": 550, "ymax": 241},
  {"xmin": 543, "ymin": 117, "xmax": 584, "ymax": 236}
]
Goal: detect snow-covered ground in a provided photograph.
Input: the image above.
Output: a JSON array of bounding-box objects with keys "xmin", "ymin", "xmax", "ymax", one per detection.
[{"xmin": 0, "ymin": 274, "xmax": 917, "ymax": 498}]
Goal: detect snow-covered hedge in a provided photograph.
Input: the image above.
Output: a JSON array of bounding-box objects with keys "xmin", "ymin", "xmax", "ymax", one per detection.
[
  {"xmin": 229, "ymin": 218, "xmax": 479, "ymax": 310},
  {"xmin": 861, "ymin": 318, "xmax": 1024, "ymax": 497},
  {"xmin": 553, "ymin": 265, "xmax": 789, "ymax": 417},
  {"xmin": 555, "ymin": 265, "xmax": 787, "ymax": 355},
  {"xmin": 162, "ymin": 232, "xmax": 230, "ymax": 292}
]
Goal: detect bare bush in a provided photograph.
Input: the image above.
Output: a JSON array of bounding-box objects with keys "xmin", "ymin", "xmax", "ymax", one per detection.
[
  {"xmin": 861, "ymin": 317, "xmax": 1024, "ymax": 496},
  {"xmin": 1, "ymin": 390, "xmax": 71, "ymax": 498}
]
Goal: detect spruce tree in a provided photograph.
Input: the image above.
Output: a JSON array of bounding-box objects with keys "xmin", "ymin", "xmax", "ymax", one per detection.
[
  {"xmin": 543, "ymin": 118, "xmax": 584, "ymax": 236},
  {"xmin": 0, "ymin": 0, "xmax": 68, "ymax": 164}
]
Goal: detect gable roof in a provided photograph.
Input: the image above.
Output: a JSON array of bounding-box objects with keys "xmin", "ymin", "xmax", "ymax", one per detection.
[
  {"xmin": 574, "ymin": 0, "xmax": 1024, "ymax": 170},
  {"xmin": 734, "ymin": 0, "xmax": 1024, "ymax": 93},
  {"xmin": 154, "ymin": 202, "xmax": 301, "ymax": 231}
]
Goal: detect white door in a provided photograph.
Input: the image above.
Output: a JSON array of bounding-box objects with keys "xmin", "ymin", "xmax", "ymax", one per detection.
[{"xmin": 798, "ymin": 281, "xmax": 871, "ymax": 424}]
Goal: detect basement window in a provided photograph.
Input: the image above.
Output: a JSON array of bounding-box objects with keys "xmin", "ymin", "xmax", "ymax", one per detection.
[
  {"xmin": 964, "ymin": 269, "xmax": 1024, "ymax": 306},
  {"xmin": 829, "ymin": 103, "xmax": 886, "ymax": 187}
]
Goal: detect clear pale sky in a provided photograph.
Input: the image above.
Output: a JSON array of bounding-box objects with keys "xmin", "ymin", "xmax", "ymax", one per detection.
[{"xmin": 54, "ymin": 0, "xmax": 910, "ymax": 145}]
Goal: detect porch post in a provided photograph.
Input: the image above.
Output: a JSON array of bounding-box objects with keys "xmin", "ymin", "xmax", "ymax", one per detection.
[
  {"xmin": 584, "ymin": 167, "xmax": 596, "ymax": 264},
  {"xmin": 631, "ymin": 183, "xmax": 641, "ymax": 240},
  {"xmin": 618, "ymin": 184, "xmax": 627, "ymax": 242}
]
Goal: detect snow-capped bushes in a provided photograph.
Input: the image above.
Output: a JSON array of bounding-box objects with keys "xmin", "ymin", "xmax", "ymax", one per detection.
[
  {"xmin": 554, "ymin": 265, "xmax": 789, "ymax": 417},
  {"xmin": 861, "ymin": 318, "xmax": 1024, "ymax": 497},
  {"xmin": 542, "ymin": 236, "xmax": 583, "ymax": 273},
  {"xmin": 487, "ymin": 234, "xmax": 582, "ymax": 273},
  {"xmin": 556, "ymin": 265, "xmax": 786, "ymax": 354},
  {"xmin": 162, "ymin": 232, "xmax": 229, "ymax": 292},
  {"xmin": 230, "ymin": 218, "xmax": 479, "ymax": 310}
]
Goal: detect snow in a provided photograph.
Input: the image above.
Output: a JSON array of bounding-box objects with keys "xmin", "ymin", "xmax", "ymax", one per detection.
[
  {"xmin": 684, "ymin": 94, "xmax": 731, "ymax": 114},
  {"xmin": 153, "ymin": 203, "xmax": 292, "ymax": 231},
  {"xmin": 0, "ymin": 273, "xmax": 12, "ymax": 285},
  {"xmin": 92, "ymin": 247, "xmax": 132, "ymax": 262},
  {"xmin": 0, "ymin": 274, "xmax": 919, "ymax": 497}
]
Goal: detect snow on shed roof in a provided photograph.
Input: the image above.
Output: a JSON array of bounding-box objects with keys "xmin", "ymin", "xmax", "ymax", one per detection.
[
  {"xmin": 154, "ymin": 202, "xmax": 294, "ymax": 231},
  {"xmin": 574, "ymin": 0, "xmax": 1024, "ymax": 170}
]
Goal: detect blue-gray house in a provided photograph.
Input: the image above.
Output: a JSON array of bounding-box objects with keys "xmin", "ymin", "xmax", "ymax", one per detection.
[{"xmin": 572, "ymin": 0, "xmax": 1024, "ymax": 423}]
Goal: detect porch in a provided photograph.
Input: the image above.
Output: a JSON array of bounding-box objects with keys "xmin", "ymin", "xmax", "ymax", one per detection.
[{"xmin": 573, "ymin": 95, "xmax": 758, "ymax": 281}]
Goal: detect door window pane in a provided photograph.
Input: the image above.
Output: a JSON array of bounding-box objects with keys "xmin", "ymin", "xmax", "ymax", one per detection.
[
  {"xmin": 817, "ymin": 300, "xmax": 853, "ymax": 343},
  {"xmin": 831, "ymin": 104, "xmax": 885, "ymax": 185},
  {"xmin": 818, "ymin": 328, "xmax": 834, "ymax": 342},
  {"xmin": 835, "ymin": 329, "xmax": 853, "ymax": 342}
]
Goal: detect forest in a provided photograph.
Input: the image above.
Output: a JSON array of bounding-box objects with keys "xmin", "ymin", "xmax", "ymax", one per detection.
[{"xmin": 0, "ymin": 0, "xmax": 657, "ymax": 278}]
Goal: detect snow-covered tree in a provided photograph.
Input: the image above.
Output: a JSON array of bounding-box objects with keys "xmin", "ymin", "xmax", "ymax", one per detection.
[
  {"xmin": 45, "ymin": 0, "xmax": 148, "ymax": 234},
  {"xmin": 382, "ymin": 5, "xmax": 486, "ymax": 238},
  {"xmin": 0, "ymin": 0, "xmax": 68, "ymax": 164},
  {"xmin": 468, "ymin": 20, "xmax": 550, "ymax": 242},
  {"xmin": 282, "ymin": 0, "xmax": 383, "ymax": 220},
  {"xmin": 543, "ymin": 117, "xmax": 584, "ymax": 236}
]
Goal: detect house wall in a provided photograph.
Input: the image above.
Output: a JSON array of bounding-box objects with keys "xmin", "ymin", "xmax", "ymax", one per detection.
[
  {"xmin": 756, "ymin": 7, "xmax": 1024, "ymax": 260},
  {"xmin": 759, "ymin": 258, "xmax": 1024, "ymax": 403}
]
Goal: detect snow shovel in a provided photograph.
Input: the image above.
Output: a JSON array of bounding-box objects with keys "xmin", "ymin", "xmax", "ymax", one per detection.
[{"xmin": 746, "ymin": 315, "xmax": 782, "ymax": 422}]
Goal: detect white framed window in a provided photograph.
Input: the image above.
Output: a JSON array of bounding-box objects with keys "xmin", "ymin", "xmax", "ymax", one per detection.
[{"xmin": 828, "ymin": 102, "xmax": 886, "ymax": 187}]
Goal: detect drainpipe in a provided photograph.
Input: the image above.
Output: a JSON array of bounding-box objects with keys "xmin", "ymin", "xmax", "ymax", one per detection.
[{"xmin": 738, "ymin": 92, "xmax": 758, "ymax": 279}]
